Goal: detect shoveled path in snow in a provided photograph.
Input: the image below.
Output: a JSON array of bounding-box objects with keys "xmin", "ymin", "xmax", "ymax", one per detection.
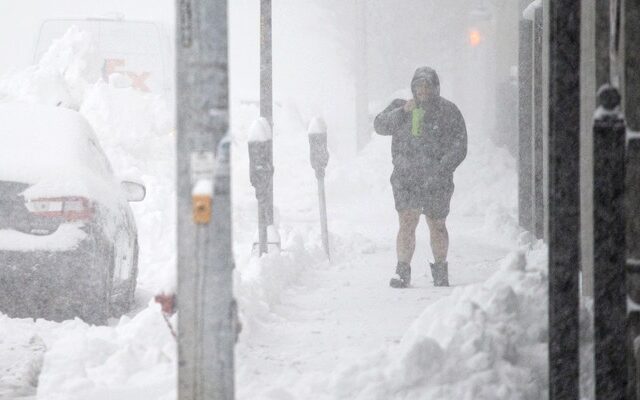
[{"xmin": 236, "ymin": 213, "xmax": 514, "ymax": 399}]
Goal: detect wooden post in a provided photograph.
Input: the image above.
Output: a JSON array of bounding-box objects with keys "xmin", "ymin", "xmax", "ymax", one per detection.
[{"xmin": 547, "ymin": 1, "xmax": 581, "ymax": 399}]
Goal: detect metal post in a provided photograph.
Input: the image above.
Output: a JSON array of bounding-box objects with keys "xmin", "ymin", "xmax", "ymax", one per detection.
[
  {"xmin": 533, "ymin": 7, "xmax": 544, "ymax": 240},
  {"xmin": 623, "ymin": 1, "xmax": 640, "ymax": 397},
  {"xmin": 548, "ymin": 1, "xmax": 581, "ymax": 399},
  {"xmin": 593, "ymin": 85, "xmax": 626, "ymax": 400},
  {"xmin": 596, "ymin": 0, "xmax": 611, "ymax": 87},
  {"xmin": 624, "ymin": 0, "xmax": 640, "ymax": 132},
  {"xmin": 308, "ymin": 117, "xmax": 330, "ymax": 260},
  {"xmin": 518, "ymin": 12, "xmax": 534, "ymax": 232},
  {"xmin": 176, "ymin": 0, "xmax": 236, "ymax": 399},
  {"xmin": 355, "ymin": 0, "xmax": 370, "ymax": 151},
  {"xmin": 260, "ymin": 0, "xmax": 275, "ymax": 231},
  {"xmin": 628, "ymin": 136, "xmax": 640, "ymax": 398},
  {"xmin": 248, "ymin": 118, "xmax": 273, "ymax": 256}
]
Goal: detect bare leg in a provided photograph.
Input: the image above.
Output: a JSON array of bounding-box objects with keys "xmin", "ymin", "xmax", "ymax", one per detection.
[
  {"xmin": 397, "ymin": 209, "xmax": 421, "ymax": 264},
  {"xmin": 426, "ymin": 217, "xmax": 449, "ymax": 263}
]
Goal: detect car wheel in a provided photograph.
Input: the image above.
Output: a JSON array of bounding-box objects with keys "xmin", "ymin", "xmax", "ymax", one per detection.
[
  {"xmin": 78, "ymin": 236, "xmax": 113, "ymax": 325},
  {"xmin": 109, "ymin": 235, "xmax": 138, "ymax": 317}
]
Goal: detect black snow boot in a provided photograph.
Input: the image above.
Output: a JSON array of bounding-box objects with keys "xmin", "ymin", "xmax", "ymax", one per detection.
[
  {"xmin": 390, "ymin": 262, "xmax": 411, "ymax": 288},
  {"xmin": 430, "ymin": 261, "xmax": 449, "ymax": 287}
]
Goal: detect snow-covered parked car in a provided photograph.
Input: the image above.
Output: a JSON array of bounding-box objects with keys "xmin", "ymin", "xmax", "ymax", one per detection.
[{"xmin": 0, "ymin": 102, "xmax": 145, "ymax": 324}]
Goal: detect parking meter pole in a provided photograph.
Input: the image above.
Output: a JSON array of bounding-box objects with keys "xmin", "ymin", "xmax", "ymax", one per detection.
[
  {"xmin": 592, "ymin": 85, "xmax": 626, "ymax": 399},
  {"xmin": 317, "ymin": 174, "xmax": 330, "ymax": 260},
  {"xmin": 176, "ymin": 1, "xmax": 236, "ymax": 399},
  {"xmin": 308, "ymin": 118, "xmax": 330, "ymax": 260}
]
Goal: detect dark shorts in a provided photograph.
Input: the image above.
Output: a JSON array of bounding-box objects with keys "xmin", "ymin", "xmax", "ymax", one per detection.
[{"xmin": 391, "ymin": 172, "xmax": 454, "ymax": 219}]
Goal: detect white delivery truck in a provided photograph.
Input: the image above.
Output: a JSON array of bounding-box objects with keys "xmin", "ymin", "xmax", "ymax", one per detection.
[{"xmin": 34, "ymin": 16, "xmax": 173, "ymax": 100}]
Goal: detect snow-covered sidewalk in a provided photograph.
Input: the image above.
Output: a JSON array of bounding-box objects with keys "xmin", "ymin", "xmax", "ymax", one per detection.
[
  {"xmin": 235, "ymin": 223, "xmax": 514, "ymax": 399},
  {"xmin": 232, "ymin": 116, "xmax": 522, "ymax": 398}
]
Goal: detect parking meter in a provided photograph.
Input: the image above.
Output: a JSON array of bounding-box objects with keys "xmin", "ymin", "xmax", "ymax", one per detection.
[
  {"xmin": 308, "ymin": 117, "xmax": 330, "ymax": 259},
  {"xmin": 308, "ymin": 117, "xmax": 329, "ymax": 180},
  {"xmin": 248, "ymin": 118, "xmax": 273, "ymax": 255}
]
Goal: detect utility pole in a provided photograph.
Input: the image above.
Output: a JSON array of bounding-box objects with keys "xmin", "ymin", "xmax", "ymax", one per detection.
[
  {"xmin": 547, "ymin": 1, "xmax": 581, "ymax": 399},
  {"xmin": 260, "ymin": 0, "xmax": 276, "ymax": 237},
  {"xmin": 176, "ymin": 0, "xmax": 236, "ymax": 399}
]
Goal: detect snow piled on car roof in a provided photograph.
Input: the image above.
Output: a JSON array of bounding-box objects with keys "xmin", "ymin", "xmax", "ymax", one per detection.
[
  {"xmin": 0, "ymin": 25, "xmax": 100, "ymax": 109},
  {"xmin": 0, "ymin": 102, "xmax": 108, "ymax": 183}
]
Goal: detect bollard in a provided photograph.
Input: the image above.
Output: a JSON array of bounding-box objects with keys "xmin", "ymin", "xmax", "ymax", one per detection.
[
  {"xmin": 249, "ymin": 118, "xmax": 273, "ymax": 255},
  {"xmin": 308, "ymin": 117, "xmax": 330, "ymax": 260},
  {"xmin": 593, "ymin": 84, "xmax": 626, "ymax": 399}
]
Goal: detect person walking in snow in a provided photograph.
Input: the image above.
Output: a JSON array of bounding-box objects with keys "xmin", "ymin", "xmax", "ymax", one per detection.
[{"xmin": 374, "ymin": 66, "xmax": 467, "ymax": 288}]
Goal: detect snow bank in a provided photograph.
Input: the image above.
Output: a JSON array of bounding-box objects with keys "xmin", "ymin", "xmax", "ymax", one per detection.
[
  {"xmin": 0, "ymin": 333, "xmax": 46, "ymax": 398},
  {"xmin": 235, "ymin": 228, "xmax": 327, "ymax": 337},
  {"xmin": 36, "ymin": 305, "xmax": 176, "ymax": 400},
  {"xmin": 0, "ymin": 26, "xmax": 100, "ymax": 109},
  {"xmin": 453, "ymin": 132, "xmax": 520, "ymax": 242},
  {"xmin": 329, "ymin": 242, "xmax": 594, "ymax": 400}
]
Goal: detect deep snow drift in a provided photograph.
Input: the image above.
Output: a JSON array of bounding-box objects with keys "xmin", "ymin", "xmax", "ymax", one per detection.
[{"xmin": 0, "ymin": 25, "xmax": 594, "ymax": 400}]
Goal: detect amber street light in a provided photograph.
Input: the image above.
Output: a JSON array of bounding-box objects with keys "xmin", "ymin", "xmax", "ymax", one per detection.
[{"xmin": 469, "ymin": 29, "xmax": 482, "ymax": 47}]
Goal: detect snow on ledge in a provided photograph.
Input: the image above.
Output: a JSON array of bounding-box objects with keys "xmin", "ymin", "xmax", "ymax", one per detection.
[
  {"xmin": 0, "ymin": 223, "xmax": 86, "ymax": 252},
  {"xmin": 523, "ymin": 0, "xmax": 542, "ymax": 21},
  {"xmin": 307, "ymin": 117, "xmax": 327, "ymax": 135},
  {"xmin": 248, "ymin": 117, "xmax": 272, "ymax": 142}
]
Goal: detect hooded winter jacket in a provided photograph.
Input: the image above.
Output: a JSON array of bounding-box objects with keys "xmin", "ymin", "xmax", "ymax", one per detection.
[{"xmin": 374, "ymin": 67, "xmax": 467, "ymax": 186}]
